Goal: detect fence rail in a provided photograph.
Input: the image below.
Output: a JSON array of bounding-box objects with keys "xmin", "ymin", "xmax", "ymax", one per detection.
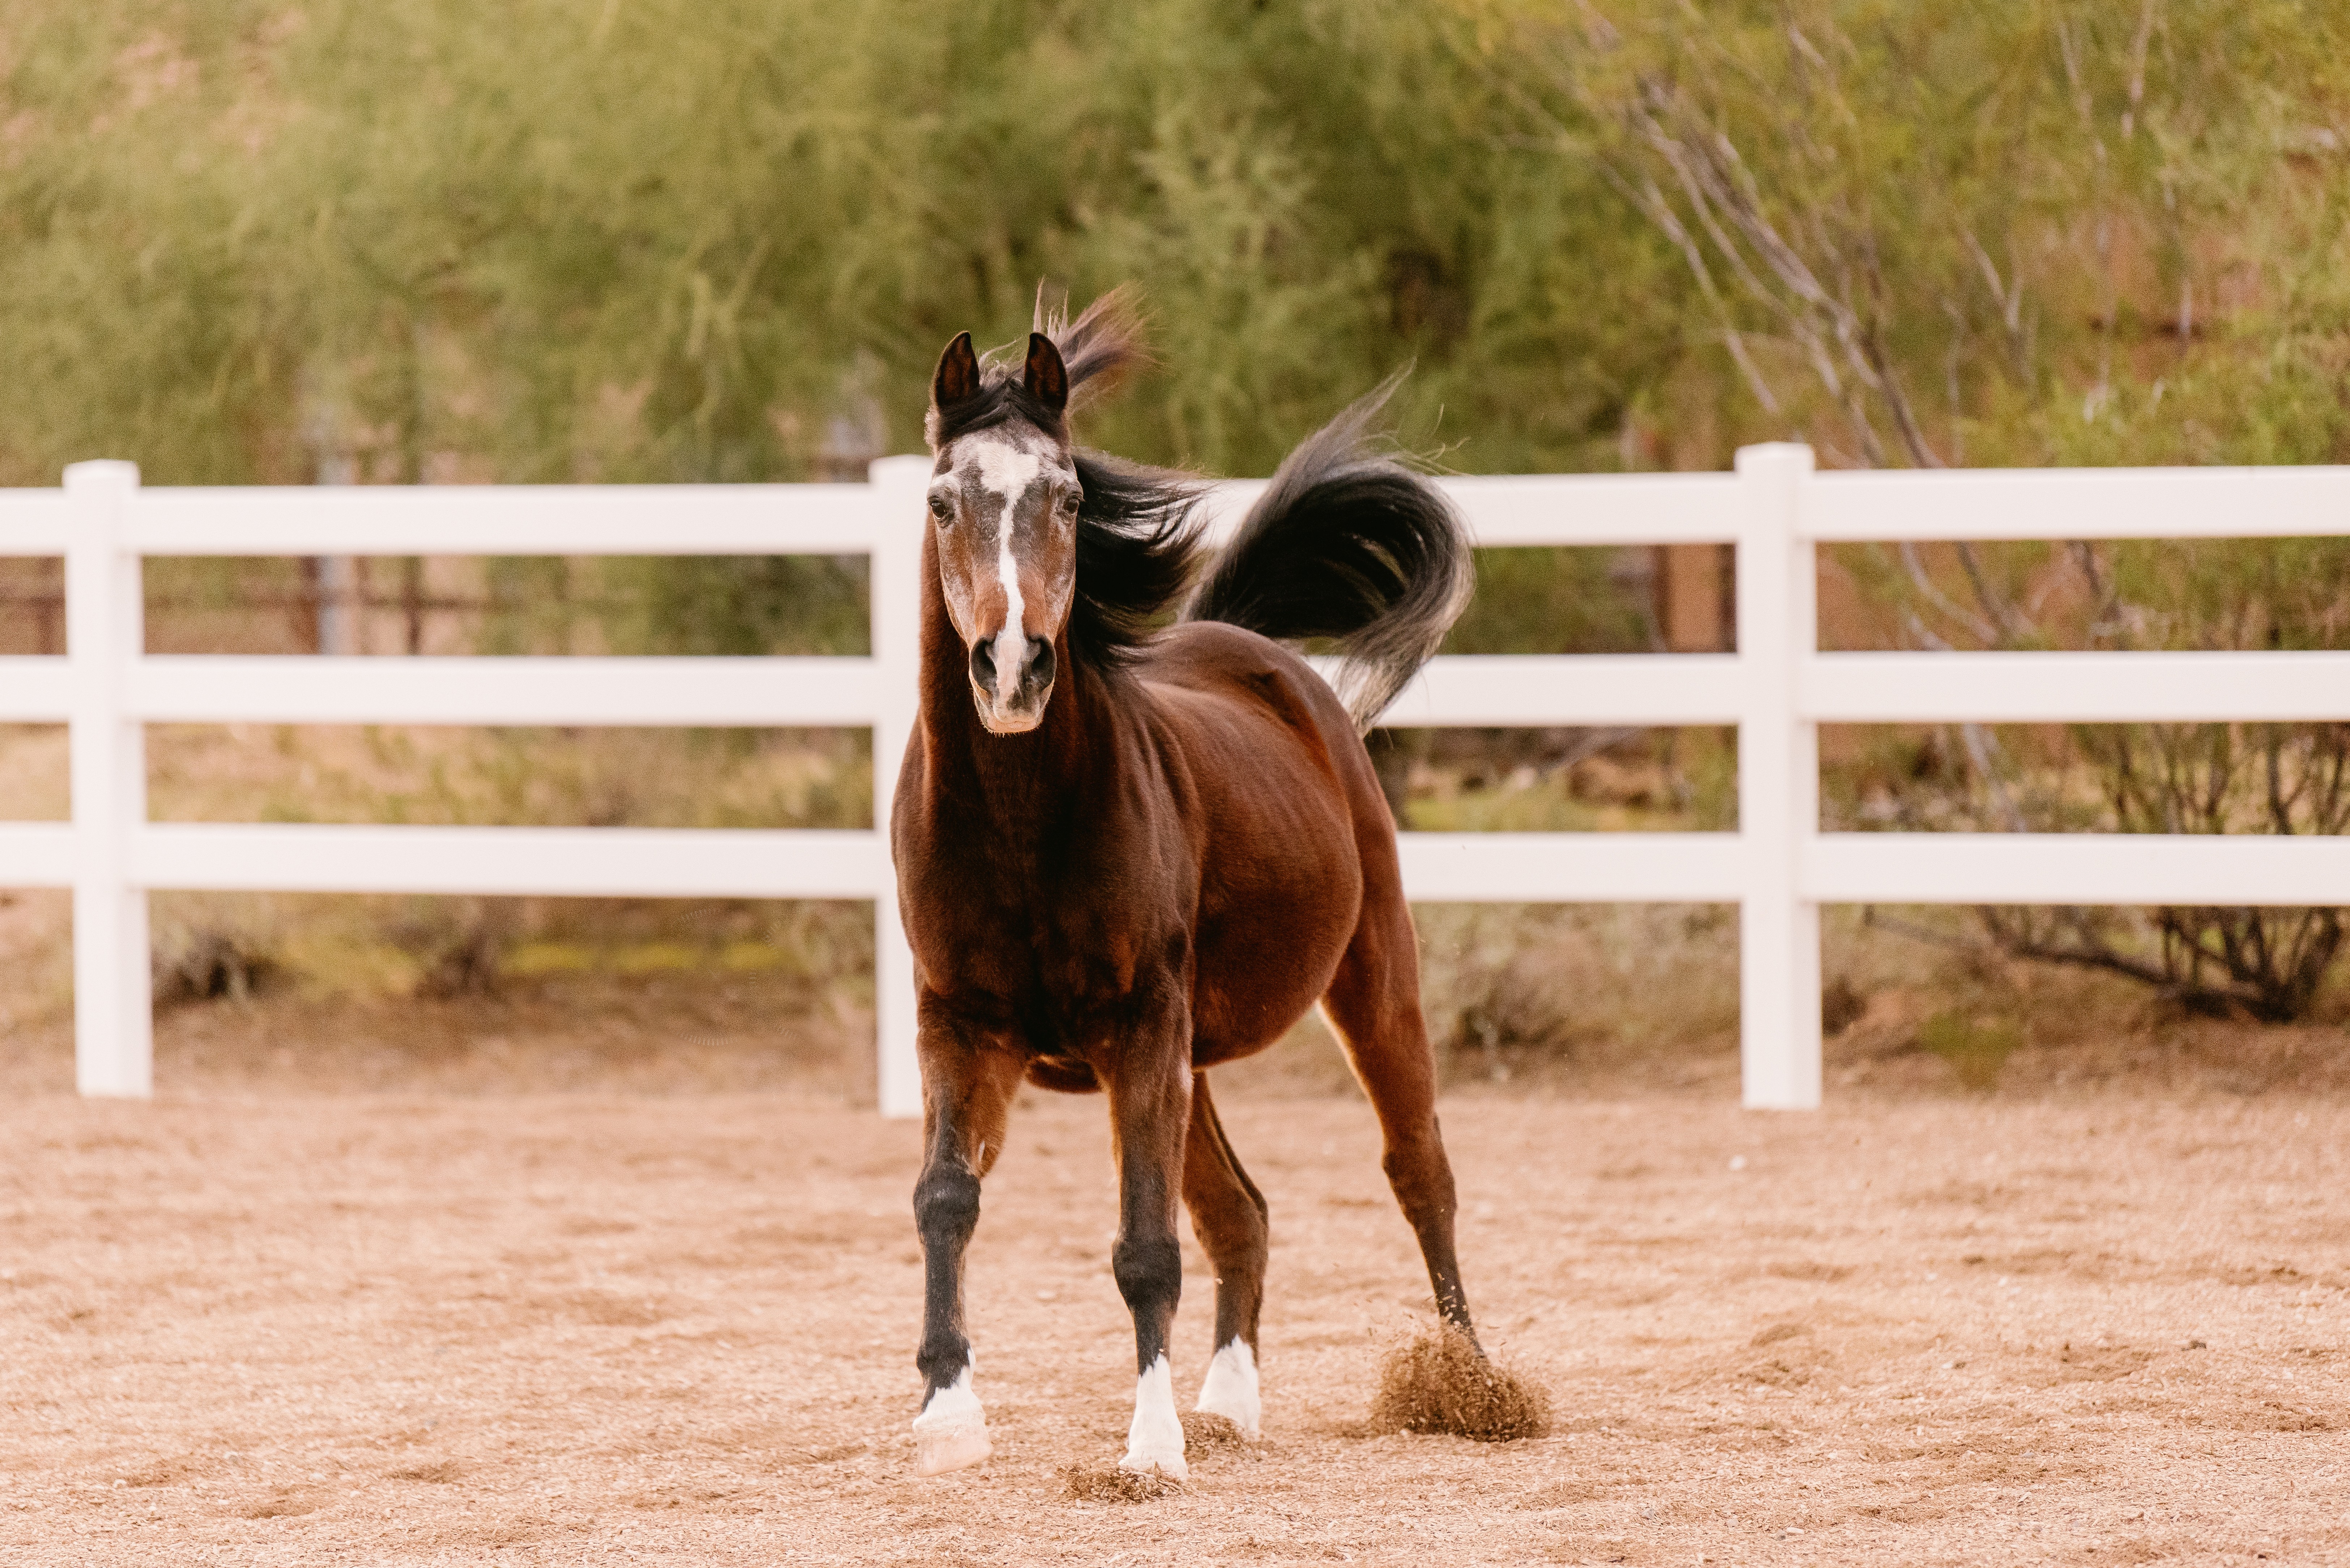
[{"xmin": 2, "ymin": 445, "xmax": 2345, "ymax": 1115}]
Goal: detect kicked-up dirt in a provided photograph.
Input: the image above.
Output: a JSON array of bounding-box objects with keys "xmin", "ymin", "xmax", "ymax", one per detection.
[{"xmin": 1, "ymin": 1082, "xmax": 2345, "ymax": 1565}]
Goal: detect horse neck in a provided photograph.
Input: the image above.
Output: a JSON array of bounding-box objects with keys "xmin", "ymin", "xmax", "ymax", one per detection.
[{"xmin": 914, "ymin": 538, "xmax": 1104, "ymax": 821}]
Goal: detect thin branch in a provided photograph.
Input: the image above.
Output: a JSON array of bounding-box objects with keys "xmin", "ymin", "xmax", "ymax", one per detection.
[
  {"xmin": 1600, "ymin": 162, "xmax": 1787, "ymax": 417},
  {"xmin": 1958, "ymin": 720, "xmax": 2031, "ymax": 834},
  {"xmin": 1897, "ymin": 541, "xmax": 2001, "ymax": 644},
  {"xmin": 1962, "ymin": 227, "xmax": 2029, "ymax": 379}
]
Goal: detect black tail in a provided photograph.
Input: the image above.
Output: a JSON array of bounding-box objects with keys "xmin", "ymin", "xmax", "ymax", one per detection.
[{"xmin": 1183, "ymin": 375, "xmax": 1472, "ymax": 730}]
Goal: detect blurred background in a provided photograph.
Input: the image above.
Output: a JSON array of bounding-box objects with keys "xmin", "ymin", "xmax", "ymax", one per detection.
[{"xmin": 1, "ymin": 0, "xmax": 2346, "ymax": 1098}]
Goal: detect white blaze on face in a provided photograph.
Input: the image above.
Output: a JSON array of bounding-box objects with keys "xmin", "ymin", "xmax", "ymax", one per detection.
[
  {"xmin": 911, "ymin": 1356, "xmax": 992, "ymax": 1476},
  {"xmin": 1195, "ymin": 1337, "xmax": 1261, "ymax": 1439},
  {"xmin": 970, "ymin": 437, "xmax": 1042, "ymax": 704},
  {"xmin": 1119, "ymin": 1352, "xmax": 1188, "ymax": 1481}
]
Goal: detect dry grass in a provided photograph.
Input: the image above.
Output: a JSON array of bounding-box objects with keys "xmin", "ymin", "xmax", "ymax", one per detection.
[
  {"xmin": 1370, "ymin": 1321, "xmax": 1553, "ymax": 1441},
  {"xmin": 1178, "ymin": 1411, "xmax": 1247, "ymax": 1452},
  {"xmin": 1058, "ymin": 1463, "xmax": 1182, "ymax": 1504}
]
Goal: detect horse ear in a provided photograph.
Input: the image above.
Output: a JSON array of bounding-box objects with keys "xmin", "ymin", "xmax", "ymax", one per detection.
[
  {"xmin": 933, "ymin": 332, "xmax": 980, "ymax": 410},
  {"xmin": 1023, "ymin": 332, "xmax": 1068, "ymax": 417}
]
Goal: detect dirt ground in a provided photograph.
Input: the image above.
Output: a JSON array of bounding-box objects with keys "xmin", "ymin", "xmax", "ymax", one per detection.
[{"xmin": 5, "ymin": 1059, "xmax": 2347, "ymax": 1567}]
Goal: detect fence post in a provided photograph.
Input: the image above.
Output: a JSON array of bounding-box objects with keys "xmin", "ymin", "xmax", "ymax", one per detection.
[
  {"xmin": 868, "ymin": 455, "xmax": 931, "ymax": 1119},
  {"xmin": 1734, "ymin": 442, "xmax": 1821, "ymax": 1110},
  {"xmin": 64, "ymin": 461, "xmax": 152, "ymax": 1099}
]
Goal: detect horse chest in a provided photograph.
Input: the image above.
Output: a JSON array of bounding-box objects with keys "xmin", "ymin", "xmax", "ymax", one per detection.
[
  {"xmin": 907, "ymin": 859, "xmax": 1172, "ymax": 1051},
  {"xmin": 936, "ymin": 896, "xmax": 1157, "ymax": 997}
]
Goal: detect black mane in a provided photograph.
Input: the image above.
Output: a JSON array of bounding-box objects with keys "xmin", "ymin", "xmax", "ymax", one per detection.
[
  {"xmin": 1067, "ymin": 449, "xmax": 1208, "ymax": 668},
  {"xmin": 927, "ymin": 376, "xmax": 1068, "ymax": 448}
]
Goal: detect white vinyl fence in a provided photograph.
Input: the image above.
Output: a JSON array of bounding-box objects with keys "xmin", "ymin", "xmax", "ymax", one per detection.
[{"xmin": 4, "ymin": 443, "xmax": 2348, "ymax": 1116}]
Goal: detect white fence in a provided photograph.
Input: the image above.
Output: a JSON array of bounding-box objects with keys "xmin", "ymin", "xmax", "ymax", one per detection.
[{"xmin": 5, "ymin": 443, "xmax": 2349, "ymax": 1115}]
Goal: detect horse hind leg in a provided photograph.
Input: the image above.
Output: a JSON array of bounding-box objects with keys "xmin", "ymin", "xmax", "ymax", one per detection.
[
  {"xmin": 1319, "ymin": 889, "xmax": 1480, "ymax": 1345},
  {"xmin": 1182, "ymin": 1071, "xmax": 1268, "ymax": 1437}
]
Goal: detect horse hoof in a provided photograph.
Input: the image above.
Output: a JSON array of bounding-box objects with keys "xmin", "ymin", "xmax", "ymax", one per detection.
[
  {"xmin": 914, "ymin": 1420, "xmax": 992, "ymax": 1476},
  {"xmin": 912, "ymin": 1375, "xmax": 991, "ymax": 1475},
  {"xmin": 1116, "ymin": 1447, "xmax": 1188, "ymax": 1484},
  {"xmin": 1195, "ymin": 1338, "xmax": 1262, "ymax": 1440},
  {"xmin": 1121, "ymin": 1353, "xmax": 1188, "ymax": 1481}
]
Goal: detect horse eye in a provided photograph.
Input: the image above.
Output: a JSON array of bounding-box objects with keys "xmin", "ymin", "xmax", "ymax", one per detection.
[
  {"xmin": 928, "ymin": 494, "xmax": 954, "ymax": 524},
  {"xmin": 1058, "ymin": 491, "xmax": 1081, "ymax": 516}
]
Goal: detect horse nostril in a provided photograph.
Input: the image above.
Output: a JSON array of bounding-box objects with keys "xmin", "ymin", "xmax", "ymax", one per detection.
[
  {"xmin": 1027, "ymin": 637, "xmax": 1054, "ymax": 690},
  {"xmin": 968, "ymin": 640, "xmax": 996, "ymax": 690}
]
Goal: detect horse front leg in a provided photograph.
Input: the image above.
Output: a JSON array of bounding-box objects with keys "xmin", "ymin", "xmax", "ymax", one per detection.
[
  {"xmin": 910, "ymin": 1012, "xmax": 1024, "ymax": 1476},
  {"xmin": 1104, "ymin": 1005, "xmax": 1193, "ymax": 1481}
]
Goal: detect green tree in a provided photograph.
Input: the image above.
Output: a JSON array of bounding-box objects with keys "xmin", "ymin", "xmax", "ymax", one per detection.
[{"xmin": 1460, "ymin": 0, "xmax": 2350, "ymax": 1017}]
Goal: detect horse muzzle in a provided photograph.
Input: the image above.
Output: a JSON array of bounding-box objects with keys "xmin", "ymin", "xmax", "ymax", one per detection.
[{"xmin": 968, "ymin": 632, "xmax": 1056, "ymax": 734}]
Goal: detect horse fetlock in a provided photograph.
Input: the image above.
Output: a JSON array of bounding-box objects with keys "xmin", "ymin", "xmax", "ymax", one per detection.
[
  {"xmin": 912, "ymin": 1359, "xmax": 991, "ymax": 1476},
  {"xmin": 1195, "ymin": 1337, "xmax": 1263, "ymax": 1439},
  {"xmin": 914, "ymin": 1332, "xmax": 973, "ymax": 1394},
  {"xmin": 1119, "ymin": 1353, "xmax": 1188, "ymax": 1481}
]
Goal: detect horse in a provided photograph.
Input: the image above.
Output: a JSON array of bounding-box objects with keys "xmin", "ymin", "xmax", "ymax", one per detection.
[{"xmin": 890, "ymin": 288, "xmax": 1483, "ymax": 1481}]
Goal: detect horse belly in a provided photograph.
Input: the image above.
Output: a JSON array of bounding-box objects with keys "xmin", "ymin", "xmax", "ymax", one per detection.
[{"xmin": 1188, "ymin": 796, "xmax": 1362, "ymax": 1068}]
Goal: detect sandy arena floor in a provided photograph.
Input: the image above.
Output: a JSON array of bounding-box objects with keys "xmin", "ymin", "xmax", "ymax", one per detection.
[{"xmin": 3, "ymin": 1084, "xmax": 2346, "ymax": 1565}]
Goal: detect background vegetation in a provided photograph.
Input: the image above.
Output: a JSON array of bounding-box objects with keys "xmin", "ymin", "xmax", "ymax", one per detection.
[
  {"xmin": 3, "ymin": 0, "xmax": 2348, "ymax": 1079},
  {"xmin": 11, "ymin": 1, "xmax": 2346, "ymax": 480}
]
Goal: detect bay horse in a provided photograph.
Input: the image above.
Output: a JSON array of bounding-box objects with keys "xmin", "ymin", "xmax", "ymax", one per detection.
[{"xmin": 891, "ymin": 289, "xmax": 1482, "ymax": 1481}]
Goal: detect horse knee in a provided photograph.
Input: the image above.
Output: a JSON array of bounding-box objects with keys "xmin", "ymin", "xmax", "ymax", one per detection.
[
  {"xmin": 1111, "ymin": 1233, "xmax": 1183, "ymax": 1315},
  {"xmin": 914, "ymin": 1165, "xmax": 981, "ymax": 1248}
]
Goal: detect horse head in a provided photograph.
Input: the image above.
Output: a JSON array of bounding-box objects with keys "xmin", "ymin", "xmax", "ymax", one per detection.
[{"xmin": 922, "ymin": 329, "xmax": 1077, "ymax": 735}]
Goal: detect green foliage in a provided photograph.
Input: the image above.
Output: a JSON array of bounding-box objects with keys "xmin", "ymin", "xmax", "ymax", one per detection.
[
  {"xmin": 469, "ymin": 556, "xmax": 870, "ymax": 657},
  {"xmin": 1465, "ymin": 0, "xmax": 2350, "ymax": 466},
  {"xmin": 1445, "ymin": 548, "xmax": 1655, "ymax": 655},
  {"xmin": 10, "ymin": 1, "xmax": 2349, "ymax": 479},
  {"xmin": 0, "ymin": 0, "xmax": 1686, "ymax": 489},
  {"xmin": 603, "ymin": 557, "xmax": 870, "ymax": 658},
  {"xmin": 1454, "ymin": 0, "xmax": 2350, "ymax": 1018},
  {"xmin": 1916, "ymin": 1008, "xmax": 2022, "ymax": 1092}
]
